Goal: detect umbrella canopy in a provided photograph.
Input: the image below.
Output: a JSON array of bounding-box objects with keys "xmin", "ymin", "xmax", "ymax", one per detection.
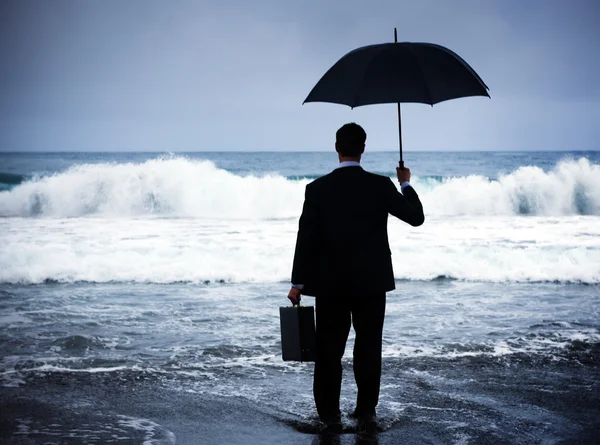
[
  {"xmin": 303, "ymin": 32, "xmax": 490, "ymax": 166},
  {"xmin": 304, "ymin": 42, "xmax": 489, "ymax": 107}
]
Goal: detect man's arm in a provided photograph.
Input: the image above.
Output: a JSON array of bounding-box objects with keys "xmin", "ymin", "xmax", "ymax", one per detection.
[
  {"xmin": 288, "ymin": 184, "xmax": 319, "ymax": 304},
  {"xmin": 387, "ymin": 166, "xmax": 425, "ymax": 227}
]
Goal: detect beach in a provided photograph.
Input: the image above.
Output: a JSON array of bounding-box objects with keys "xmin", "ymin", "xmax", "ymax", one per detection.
[{"xmin": 1, "ymin": 349, "xmax": 599, "ymax": 444}]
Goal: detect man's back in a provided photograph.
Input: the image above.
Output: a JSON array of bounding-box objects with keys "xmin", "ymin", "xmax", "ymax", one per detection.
[{"xmin": 292, "ymin": 165, "xmax": 424, "ymax": 297}]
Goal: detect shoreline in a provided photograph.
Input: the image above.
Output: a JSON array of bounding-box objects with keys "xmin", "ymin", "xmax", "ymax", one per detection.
[{"xmin": 1, "ymin": 353, "xmax": 599, "ymax": 444}]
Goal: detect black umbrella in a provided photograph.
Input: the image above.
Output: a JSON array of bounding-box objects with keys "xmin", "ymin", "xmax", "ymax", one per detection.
[{"xmin": 304, "ymin": 29, "xmax": 490, "ymax": 167}]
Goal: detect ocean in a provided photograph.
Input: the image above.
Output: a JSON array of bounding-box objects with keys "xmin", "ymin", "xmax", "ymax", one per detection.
[{"xmin": 0, "ymin": 151, "xmax": 599, "ymax": 444}]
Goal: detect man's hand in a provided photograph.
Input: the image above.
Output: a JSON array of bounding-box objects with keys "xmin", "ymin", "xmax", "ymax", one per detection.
[
  {"xmin": 287, "ymin": 287, "xmax": 302, "ymax": 305},
  {"xmin": 396, "ymin": 166, "xmax": 411, "ymax": 183}
]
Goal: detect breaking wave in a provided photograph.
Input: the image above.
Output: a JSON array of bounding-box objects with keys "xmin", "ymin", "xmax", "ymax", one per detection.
[
  {"xmin": 0, "ymin": 157, "xmax": 598, "ymax": 218},
  {"xmin": 421, "ymin": 157, "xmax": 600, "ymax": 216},
  {"xmin": 0, "ymin": 158, "xmax": 305, "ymax": 219}
]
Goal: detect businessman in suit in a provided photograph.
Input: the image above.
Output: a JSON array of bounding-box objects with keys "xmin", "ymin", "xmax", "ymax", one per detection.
[{"xmin": 288, "ymin": 123, "xmax": 424, "ymax": 433}]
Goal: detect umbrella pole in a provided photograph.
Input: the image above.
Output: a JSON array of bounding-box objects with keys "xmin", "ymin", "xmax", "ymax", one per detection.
[
  {"xmin": 397, "ymin": 102, "xmax": 404, "ymax": 168},
  {"xmin": 394, "ymin": 28, "xmax": 404, "ymax": 169}
]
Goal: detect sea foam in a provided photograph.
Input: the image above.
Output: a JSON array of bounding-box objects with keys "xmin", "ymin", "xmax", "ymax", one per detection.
[
  {"xmin": 0, "ymin": 157, "xmax": 599, "ymax": 217},
  {"xmin": 1, "ymin": 215, "xmax": 598, "ymax": 284},
  {"xmin": 0, "ymin": 158, "xmax": 306, "ymax": 218},
  {"xmin": 1, "ymin": 157, "xmax": 599, "ymax": 284},
  {"xmin": 421, "ymin": 157, "xmax": 600, "ymax": 216}
]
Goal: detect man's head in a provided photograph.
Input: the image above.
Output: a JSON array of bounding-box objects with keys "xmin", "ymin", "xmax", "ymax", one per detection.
[{"xmin": 335, "ymin": 123, "xmax": 366, "ymax": 158}]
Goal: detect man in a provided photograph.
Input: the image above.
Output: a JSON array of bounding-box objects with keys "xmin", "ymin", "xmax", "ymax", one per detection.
[{"xmin": 288, "ymin": 123, "xmax": 424, "ymax": 434}]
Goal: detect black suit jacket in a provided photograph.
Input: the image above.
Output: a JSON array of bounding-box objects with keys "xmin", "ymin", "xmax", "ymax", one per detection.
[{"xmin": 291, "ymin": 166, "xmax": 424, "ymax": 297}]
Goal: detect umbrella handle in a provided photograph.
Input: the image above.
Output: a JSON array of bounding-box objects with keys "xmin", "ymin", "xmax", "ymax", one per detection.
[{"xmin": 399, "ymin": 160, "xmax": 404, "ymax": 169}]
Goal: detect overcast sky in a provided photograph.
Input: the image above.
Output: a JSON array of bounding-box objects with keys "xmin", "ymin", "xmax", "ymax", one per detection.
[{"xmin": 1, "ymin": 0, "xmax": 599, "ymax": 152}]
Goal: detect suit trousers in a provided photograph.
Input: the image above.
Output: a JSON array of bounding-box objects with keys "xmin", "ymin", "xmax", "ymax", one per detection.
[{"xmin": 313, "ymin": 293, "xmax": 386, "ymax": 421}]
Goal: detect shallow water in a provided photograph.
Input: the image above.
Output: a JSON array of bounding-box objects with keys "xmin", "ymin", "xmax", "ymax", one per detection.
[{"xmin": 1, "ymin": 280, "xmax": 598, "ymax": 422}]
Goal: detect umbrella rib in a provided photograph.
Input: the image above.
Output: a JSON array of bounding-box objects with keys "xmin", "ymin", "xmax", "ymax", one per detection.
[
  {"xmin": 429, "ymin": 43, "xmax": 490, "ymax": 92},
  {"xmin": 407, "ymin": 45, "xmax": 434, "ymax": 105}
]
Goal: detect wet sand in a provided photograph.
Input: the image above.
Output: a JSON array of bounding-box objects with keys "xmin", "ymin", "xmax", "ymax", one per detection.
[{"xmin": 1, "ymin": 352, "xmax": 599, "ymax": 444}]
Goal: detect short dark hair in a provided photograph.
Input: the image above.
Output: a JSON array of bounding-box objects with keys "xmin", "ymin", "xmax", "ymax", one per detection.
[{"xmin": 336, "ymin": 123, "xmax": 366, "ymax": 157}]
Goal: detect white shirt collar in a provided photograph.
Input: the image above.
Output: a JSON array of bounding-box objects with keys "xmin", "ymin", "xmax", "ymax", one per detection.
[{"xmin": 336, "ymin": 161, "xmax": 361, "ymax": 169}]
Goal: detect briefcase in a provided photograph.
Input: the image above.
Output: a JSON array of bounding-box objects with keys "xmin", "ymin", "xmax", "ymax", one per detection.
[{"xmin": 279, "ymin": 304, "xmax": 316, "ymax": 362}]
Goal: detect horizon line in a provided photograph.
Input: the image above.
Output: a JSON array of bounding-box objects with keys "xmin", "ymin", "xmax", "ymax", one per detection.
[{"xmin": 1, "ymin": 149, "xmax": 599, "ymax": 154}]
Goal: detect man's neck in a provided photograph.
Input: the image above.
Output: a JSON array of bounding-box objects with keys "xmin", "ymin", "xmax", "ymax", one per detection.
[{"xmin": 338, "ymin": 155, "xmax": 361, "ymax": 163}]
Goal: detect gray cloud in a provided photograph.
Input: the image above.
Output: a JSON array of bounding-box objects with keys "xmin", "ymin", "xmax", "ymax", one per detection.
[{"xmin": 0, "ymin": 0, "xmax": 598, "ymax": 152}]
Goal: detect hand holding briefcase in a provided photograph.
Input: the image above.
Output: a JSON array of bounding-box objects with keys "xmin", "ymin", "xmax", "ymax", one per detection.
[{"xmin": 279, "ymin": 303, "xmax": 316, "ymax": 362}]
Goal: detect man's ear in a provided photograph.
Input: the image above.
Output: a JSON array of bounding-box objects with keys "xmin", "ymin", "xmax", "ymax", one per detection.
[
  {"xmin": 335, "ymin": 142, "xmax": 340, "ymax": 153},
  {"xmin": 360, "ymin": 144, "xmax": 365, "ymax": 154}
]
